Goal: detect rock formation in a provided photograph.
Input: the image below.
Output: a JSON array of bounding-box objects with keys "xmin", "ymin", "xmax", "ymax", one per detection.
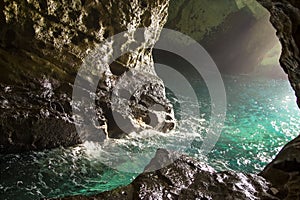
[
  {"xmin": 256, "ymin": 1, "xmax": 300, "ymax": 198},
  {"xmin": 258, "ymin": 0, "xmax": 300, "ymax": 108},
  {"xmin": 0, "ymin": 0, "xmax": 175, "ymax": 153},
  {"xmin": 53, "ymin": 0, "xmax": 300, "ymax": 199},
  {"xmin": 53, "ymin": 135, "xmax": 300, "ymax": 200},
  {"xmin": 1, "ymin": 0, "xmax": 300, "ymax": 199},
  {"xmin": 55, "ymin": 149, "xmax": 278, "ymax": 200}
]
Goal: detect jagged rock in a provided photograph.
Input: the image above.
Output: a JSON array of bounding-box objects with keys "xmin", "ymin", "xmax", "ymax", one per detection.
[
  {"xmin": 259, "ymin": 135, "xmax": 300, "ymax": 199},
  {"xmin": 0, "ymin": 0, "xmax": 175, "ymax": 153},
  {"xmin": 0, "ymin": 82, "xmax": 80, "ymax": 153},
  {"xmin": 257, "ymin": 0, "xmax": 300, "ymax": 108},
  {"xmin": 53, "ymin": 149, "xmax": 278, "ymax": 200},
  {"xmin": 255, "ymin": 1, "xmax": 300, "ymax": 197}
]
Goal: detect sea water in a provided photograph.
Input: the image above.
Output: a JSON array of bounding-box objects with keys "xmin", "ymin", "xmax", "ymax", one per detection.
[{"xmin": 1, "ymin": 75, "xmax": 299, "ymax": 199}]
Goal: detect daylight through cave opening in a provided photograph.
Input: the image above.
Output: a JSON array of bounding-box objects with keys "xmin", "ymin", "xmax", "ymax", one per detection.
[
  {"xmin": 164, "ymin": 0, "xmax": 284, "ymax": 78},
  {"xmin": 152, "ymin": 0, "xmax": 299, "ymax": 174},
  {"xmin": 0, "ymin": 0, "xmax": 300, "ymax": 199}
]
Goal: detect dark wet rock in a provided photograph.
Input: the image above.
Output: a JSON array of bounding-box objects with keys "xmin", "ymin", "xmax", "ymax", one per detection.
[
  {"xmin": 76, "ymin": 1, "xmax": 300, "ymax": 199},
  {"xmin": 103, "ymin": 70, "xmax": 176, "ymax": 139},
  {"xmin": 0, "ymin": 0, "xmax": 175, "ymax": 153},
  {"xmin": 55, "ymin": 149, "xmax": 278, "ymax": 200},
  {"xmin": 259, "ymin": 135, "xmax": 300, "ymax": 199},
  {"xmin": 256, "ymin": 0, "xmax": 300, "ymax": 196},
  {"xmin": 258, "ymin": 0, "xmax": 300, "ymax": 108},
  {"xmin": 0, "ymin": 82, "xmax": 80, "ymax": 153}
]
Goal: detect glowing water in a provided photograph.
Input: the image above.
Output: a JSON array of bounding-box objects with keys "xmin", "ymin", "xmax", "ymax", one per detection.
[{"xmin": 0, "ymin": 76, "xmax": 299, "ymax": 199}]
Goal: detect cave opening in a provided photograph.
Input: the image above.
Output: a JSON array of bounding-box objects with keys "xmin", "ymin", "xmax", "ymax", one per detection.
[
  {"xmin": 165, "ymin": 0, "xmax": 285, "ymax": 78},
  {"xmin": 0, "ymin": 0, "xmax": 299, "ymax": 199},
  {"xmin": 155, "ymin": 0, "xmax": 300, "ymax": 173}
]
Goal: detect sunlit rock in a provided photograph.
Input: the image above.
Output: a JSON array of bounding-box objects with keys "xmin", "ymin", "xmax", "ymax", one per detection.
[{"xmin": 0, "ymin": 0, "xmax": 175, "ymax": 153}]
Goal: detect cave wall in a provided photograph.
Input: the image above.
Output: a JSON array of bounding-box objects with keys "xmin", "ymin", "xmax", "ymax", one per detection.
[
  {"xmin": 0, "ymin": 0, "xmax": 299, "ymax": 199},
  {"xmin": 258, "ymin": 0, "xmax": 300, "ymax": 108},
  {"xmin": 59, "ymin": 1, "xmax": 300, "ymax": 199},
  {"xmin": 0, "ymin": 0, "xmax": 175, "ymax": 153},
  {"xmin": 256, "ymin": 0, "xmax": 300, "ymax": 198},
  {"xmin": 0, "ymin": 0, "xmax": 170, "ymax": 84},
  {"xmin": 165, "ymin": 0, "xmax": 282, "ymax": 75},
  {"xmin": 166, "ymin": 0, "xmax": 237, "ymax": 41}
]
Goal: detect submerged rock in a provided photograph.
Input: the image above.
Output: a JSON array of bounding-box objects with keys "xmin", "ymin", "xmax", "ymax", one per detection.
[
  {"xmin": 55, "ymin": 149, "xmax": 277, "ymax": 200},
  {"xmin": 0, "ymin": 0, "xmax": 175, "ymax": 153},
  {"xmin": 260, "ymin": 135, "xmax": 300, "ymax": 199}
]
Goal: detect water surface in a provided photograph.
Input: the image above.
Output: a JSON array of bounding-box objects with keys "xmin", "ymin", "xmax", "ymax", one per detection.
[{"xmin": 1, "ymin": 76, "xmax": 299, "ymax": 199}]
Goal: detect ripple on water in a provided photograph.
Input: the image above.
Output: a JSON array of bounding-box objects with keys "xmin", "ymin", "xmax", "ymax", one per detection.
[{"xmin": 0, "ymin": 76, "xmax": 299, "ymax": 199}]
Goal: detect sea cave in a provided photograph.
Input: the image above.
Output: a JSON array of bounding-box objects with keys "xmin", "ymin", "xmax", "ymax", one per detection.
[{"xmin": 0, "ymin": 0, "xmax": 299, "ymax": 199}]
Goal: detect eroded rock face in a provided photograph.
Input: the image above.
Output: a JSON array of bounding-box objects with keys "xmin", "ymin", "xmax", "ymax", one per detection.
[
  {"xmin": 56, "ymin": 149, "xmax": 278, "ymax": 200},
  {"xmin": 0, "ymin": 0, "xmax": 175, "ymax": 153},
  {"xmin": 256, "ymin": 1, "xmax": 300, "ymax": 196},
  {"xmin": 259, "ymin": 135, "xmax": 300, "ymax": 199},
  {"xmin": 254, "ymin": 1, "xmax": 300, "ymax": 198},
  {"xmin": 258, "ymin": 0, "xmax": 300, "ymax": 108},
  {"xmin": 0, "ymin": 82, "xmax": 80, "ymax": 153}
]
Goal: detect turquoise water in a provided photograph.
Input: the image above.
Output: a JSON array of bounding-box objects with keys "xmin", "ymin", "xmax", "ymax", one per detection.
[
  {"xmin": 208, "ymin": 76, "xmax": 299, "ymax": 172},
  {"xmin": 1, "ymin": 76, "xmax": 299, "ymax": 199}
]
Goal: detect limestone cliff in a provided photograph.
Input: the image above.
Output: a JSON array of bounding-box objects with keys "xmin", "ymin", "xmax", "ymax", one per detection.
[
  {"xmin": 0, "ymin": 0, "xmax": 175, "ymax": 153},
  {"xmin": 52, "ymin": 1, "xmax": 300, "ymax": 199}
]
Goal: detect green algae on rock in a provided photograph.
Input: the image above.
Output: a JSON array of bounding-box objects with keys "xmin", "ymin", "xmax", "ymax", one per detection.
[{"xmin": 260, "ymin": 135, "xmax": 300, "ymax": 199}]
